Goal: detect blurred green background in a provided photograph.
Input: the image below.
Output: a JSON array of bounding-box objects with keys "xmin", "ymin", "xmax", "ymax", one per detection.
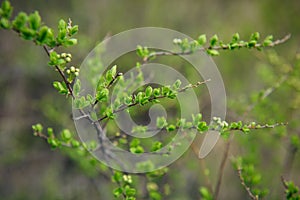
[{"xmin": 0, "ymin": 0, "xmax": 299, "ymax": 199}]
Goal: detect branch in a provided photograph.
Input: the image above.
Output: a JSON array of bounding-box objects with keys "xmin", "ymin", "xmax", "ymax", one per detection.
[
  {"xmin": 237, "ymin": 168, "xmax": 259, "ymax": 200},
  {"xmin": 95, "ymin": 79, "xmax": 210, "ymax": 122},
  {"xmin": 144, "ymin": 34, "xmax": 291, "ymax": 61},
  {"xmin": 42, "ymin": 45, "xmax": 75, "ymax": 98}
]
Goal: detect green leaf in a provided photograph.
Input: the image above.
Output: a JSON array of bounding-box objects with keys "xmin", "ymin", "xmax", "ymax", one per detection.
[
  {"xmin": 69, "ymin": 25, "xmax": 78, "ymax": 36},
  {"xmin": 48, "ymin": 51, "xmax": 58, "ymax": 66},
  {"xmin": 61, "ymin": 129, "xmax": 72, "ymax": 141},
  {"xmin": 248, "ymin": 40, "xmax": 257, "ymax": 48},
  {"xmin": 172, "ymin": 79, "xmax": 181, "ymax": 90},
  {"xmin": 166, "ymin": 124, "xmax": 176, "ymax": 132},
  {"xmin": 124, "ymin": 95, "xmax": 133, "ymax": 105},
  {"xmin": 28, "ymin": 11, "xmax": 41, "ymax": 31},
  {"xmin": 73, "ymin": 79, "xmax": 81, "ymax": 97},
  {"xmin": 136, "ymin": 45, "xmax": 149, "ymax": 58},
  {"xmin": 74, "ymin": 96, "xmax": 90, "ymax": 109},
  {"xmin": 250, "ymin": 32, "xmax": 260, "ymax": 41},
  {"xmin": 63, "ymin": 38, "xmax": 77, "ymax": 47},
  {"xmin": 242, "ymin": 125, "xmax": 250, "ymax": 133},
  {"xmin": 176, "ymin": 118, "xmax": 186, "ymax": 128},
  {"xmin": 145, "ymin": 86, "xmax": 153, "ymax": 97},
  {"xmin": 156, "ymin": 117, "xmax": 167, "ymax": 129},
  {"xmin": 12, "ymin": 12, "xmax": 28, "ymax": 30},
  {"xmin": 192, "ymin": 113, "xmax": 203, "ymax": 125},
  {"xmin": 263, "ymin": 35, "xmax": 273, "ymax": 47},
  {"xmin": 136, "ymin": 45, "xmax": 144, "ymax": 57},
  {"xmin": 112, "ymin": 171, "xmax": 123, "ymax": 183},
  {"xmin": 47, "ymin": 128, "xmax": 54, "ymax": 137},
  {"xmin": 106, "ymin": 68, "xmax": 114, "ymax": 83},
  {"xmin": 0, "ymin": 17, "xmax": 10, "ymax": 29},
  {"xmin": 32, "ymin": 123, "xmax": 43, "ymax": 133},
  {"xmin": 58, "ymin": 19, "xmax": 66, "ymax": 31},
  {"xmin": 206, "ymin": 49, "xmax": 219, "ymax": 56},
  {"xmin": 71, "ymin": 139, "xmax": 80, "ymax": 148},
  {"xmin": 197, "ymin": 121, "xmax": 208, "ymax": 132},
  {"xmin": 197, "ymin": 34, "xmax": 207, "ymax": 46},
  {"xmin": 57, "ymin": 29, "xmax": 66, "ymax": 43},
  {"xmin": 53, "ymin": 81, "xmax": 68, "ymax": 94},
  {"xmin": 125, "ymin": 186, "xmax": 136, "ymax": 197},
  {"xmin": 110, "ymin": 65, "xmax": 117, "ymax": 78},
  {"xmin": 47, "ymin": 138, "xmax": 59, "ymax": 148},
  {"xmin": 113, "ymin": 187, "xmax": 123, "ymax": 198},
  {"xmin": 1, "ymin": 0, "xmax": 13, "ymax": 18},
  {"xmin": 96, "ymin": 88, "xmax": 109, "ymax": 102},
  {"xmin": 36, "ymin": 26, "xmax": 50, "ymax": 44},
  {"xmin": 105, "ymin": 107, "xmax": 114, "ymax": 119},
  {"xmin": 232, "ymin": 33, "xmax": 240, "ymax": 43},
  {"xmin": 20, "ymin": 27, "xmax": 36, "ymax": 40},
  {"xmin": 162, "ymin": 86, "xmax": 170, "ymax": 96},
  {"xmin": 45, "ymin": 28, "xmax": 56, "ymax": 47},
  {"xmin": 153, "ymin": 88, "xmax": 160, "ymax": 97},
  {"xmin": 130, "ymin": 138, "xmax": 140, "ymax": 147},
  {"xmin": 210, "ymin": 34, "xmax": 218, "ymax": 46},
  {"xmin": 151, "ymin": 141, "xmax": 163, "ymax": 152},
  {"xmin": 130, "ymin": 146, "xmax": 144, "ymax": 154},
  {"xmin": 86, "ymin": 94, "xmax": 94, "ymax": 104}
]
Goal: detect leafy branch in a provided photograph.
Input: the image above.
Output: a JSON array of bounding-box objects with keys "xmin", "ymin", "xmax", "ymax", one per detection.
[
  {"xmin": 136, "ymin": 33, "xmax": 291, "ymax": 61},
  {"xmin": 281, "ymin": 176, "xmax": 300, "ymax": 200},
  {"xmin": 237, "ymin": 168, "xmax": 259, "ymax": 200}
]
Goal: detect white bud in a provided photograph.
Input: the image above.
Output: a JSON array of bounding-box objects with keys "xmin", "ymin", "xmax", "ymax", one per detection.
[{"xmin": 70, "ymin": 66, "xmax": 76, "ymax": 72}]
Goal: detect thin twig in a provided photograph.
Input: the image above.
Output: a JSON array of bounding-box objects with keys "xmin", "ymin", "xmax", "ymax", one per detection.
[
  {"xmin": 96, "ymin": 79, "xmax": 210, "ymax": 122},
  {"xmin": 42, "ymin": 45, "xmax": 74, "ymax": 98},
  {"xmin": 237, "ymin": 168, "xmax": 259, "ymax": 200},
  {"xmin": 145, "ymin": 34, "xmax": 291, "ymax": 61}
]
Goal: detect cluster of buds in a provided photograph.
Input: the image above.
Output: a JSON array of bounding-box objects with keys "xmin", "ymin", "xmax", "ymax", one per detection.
[
  {"xmin": 66, "ymin": 65, "xmax": 79, "ymax": 77},
  {"xmin": 57, "ymin": 52, "xmax": 72, "ymax": 63},
  {"xmin": 122, "ymin": 174, "xmax": 133, "ymax": 184}
]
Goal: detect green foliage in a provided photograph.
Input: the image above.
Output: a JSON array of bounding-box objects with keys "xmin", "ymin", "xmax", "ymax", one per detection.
[
  {"xmin": 282, "ymin": 179, "xmax": 300, "ymax": 200},
  {"xmin": 232, "ymin": 156, "xmax": 269, "ymax": 198},
  {"xmin": 2, "ymin": 1, "xmax": 296, "ymax": 199}
]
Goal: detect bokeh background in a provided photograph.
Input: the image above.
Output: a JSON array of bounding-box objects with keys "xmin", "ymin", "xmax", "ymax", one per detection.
[{"xmin": 0, "ymin": 0, "xmax": 299, "ymax": 199}]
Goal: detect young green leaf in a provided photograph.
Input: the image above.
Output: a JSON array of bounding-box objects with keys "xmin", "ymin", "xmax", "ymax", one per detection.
[
  {"xmin": 96, "ymin": 88, "xmax": 109, "ymax": 102},
  {"xmin": 53, "ymin": 81, "xmax": 68, "ymax": 94},
  {"xmin": 206, "ymin": 49, "xmax": 219, "ymax": 56},
  {"xmin": 250, "ymin": 32, "xmax": 260, "ymax": 41},
  {"xmin": 20, "ymin": 27, "xmax": 36, "ymax": 40},
  {"xmin": 0, "ymin": 17, "xmax": 10, "ymax": 29},
  {"xmin": 232, "ymin": 32, "xmax": 240, "ymax": 43},
  {"xmin": 145, "ymin": 86, "xmax": 153, "ymax": 97},
  {"xmin": 28, "ymin": 11, "xmax": 41, "ymax": 31},
  {"xmin": 1, "ymin": 0, "xmax": 13, "ymax": 18},
  {"xmin": 36, "ymin": 26, "xmax": 50, "ymax": 44},
  {"xmin": 58, "ymin": 19, "xmax": 66, "ymax": 31},
  {"xmin": 69, "ymin": 25, "xmax": 78, "ymax": 36},
  {"xmin": 197, "ymin": 34, "xmax": 207, "ymax": 46},
  {"xmin": 156, "ymin": 116, "xmax": 167, "ymax": 129},
  {"xmin": 210, "ymin": 34, "xmax": 218, "ymax": 46},
  {"xmin": 73, "ymin": 79, "xmax": 81, "ymax": 97},
  {"xmin": 12, "ymin": 12, "xmax": 28, "ymax": 30}
]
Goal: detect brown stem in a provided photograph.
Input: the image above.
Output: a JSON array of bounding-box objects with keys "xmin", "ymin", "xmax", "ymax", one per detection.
[{"xmin": 237, "ymin": 168, "xmax": 259, "ymax": 200}]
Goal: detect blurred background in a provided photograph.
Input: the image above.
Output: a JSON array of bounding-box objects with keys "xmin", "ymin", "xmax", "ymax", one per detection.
[{"xmin": 0, "ymin": 0, "xmax": 299, "ymax": 199}]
